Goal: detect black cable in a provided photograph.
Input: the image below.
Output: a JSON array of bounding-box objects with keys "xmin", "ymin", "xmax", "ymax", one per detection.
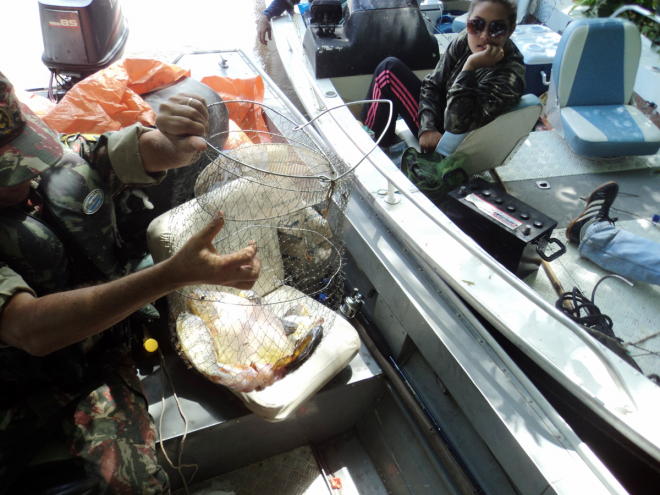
[
  {"xmin": 556, "ymin": 287, "xmax": 617, "ymax": 339},
  {"xmin": 555, "ymin": 275, "xmax": 643, "ymax": 372}
]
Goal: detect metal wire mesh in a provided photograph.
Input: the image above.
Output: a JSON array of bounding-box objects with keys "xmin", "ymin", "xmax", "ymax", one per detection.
[{"xmin": 167, "ymin": 100, "xmax": 355, "ymax": 393}]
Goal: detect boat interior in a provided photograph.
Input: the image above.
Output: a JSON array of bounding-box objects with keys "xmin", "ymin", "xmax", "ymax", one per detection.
[
  {"xmin": 150, "ymin": 29, "xmax": 659, "ymax": 493},
  {"xmin": 17, "ymin": 1, "xmax": 660, "ymax": 494},
  {"xmin": 139, "ymin": 50, "xmax": 522, "ymax": 495},
  {"xmin": 154, "ymin": 2, "xmax": 660, "ymax": 493}
]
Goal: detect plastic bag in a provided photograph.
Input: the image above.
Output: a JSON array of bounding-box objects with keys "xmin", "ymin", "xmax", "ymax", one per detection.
[
  {"xmin": 400, "ymin": 148, "xmax": 471, "ymax": 205},
  {"xmin": 42, "ymin": 59, "xmax": 190, "ymax": 134},
  {"xmin": 223, "ymin": 119, "xmax": 253, "ymax": 151},
  {"xmin": 123, "ymin": 59, "xmax": 190, "ymax": 95},
  {"xmin": 201, "ymin": 75, "xmax": 271, "ymax": 144},
  {"xmin": 16, "ymin": 89, "xmax": 56, "ymax": 118}
]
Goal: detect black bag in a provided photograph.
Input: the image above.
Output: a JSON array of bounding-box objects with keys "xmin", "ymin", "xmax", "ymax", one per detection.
[{"xmin": 400, "ymin": 148, "xmax": 470, "ymax": 205}]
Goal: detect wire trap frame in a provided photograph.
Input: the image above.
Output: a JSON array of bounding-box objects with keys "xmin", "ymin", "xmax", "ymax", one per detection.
[
  {"xmin": 194, "ymin": 100, "xmax": 355, "ymax": 223},
  {"xmin": 167, "ymin": 100, "xmax": 357, "ymax": 393}
]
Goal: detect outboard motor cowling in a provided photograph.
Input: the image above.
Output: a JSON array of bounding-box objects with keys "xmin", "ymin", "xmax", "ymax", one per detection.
[
  {"xmin": 39, "ymin": 0, "xmax": 129, "ymax": 80},
  {"xmin": 303, "ymin": 0, "xmax": 440, "ymax": 78}
]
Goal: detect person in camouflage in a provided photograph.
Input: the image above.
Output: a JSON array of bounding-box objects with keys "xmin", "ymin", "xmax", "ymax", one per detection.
[
  {"xmin": 0, "ymin": 71, "xmax": 262, "ymax": 494},
  {"xmin": 360, "ymin": 0, "xmax": 525, "ymax": 153}
]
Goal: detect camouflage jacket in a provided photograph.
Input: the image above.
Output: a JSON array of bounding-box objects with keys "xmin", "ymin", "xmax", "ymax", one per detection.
[
  {"xmin": 418, "ymin": 31, "xmax": 526, "ymax": 136},
  {"xmin": 0, "ymin": 124, "xmax": 163, "ymax": 416}
]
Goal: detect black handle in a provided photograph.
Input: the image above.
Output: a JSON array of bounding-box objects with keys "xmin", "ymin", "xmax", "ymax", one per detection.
[{"xmin": 537, "ymin": 237, "xmax": 566, "ymax": 262}]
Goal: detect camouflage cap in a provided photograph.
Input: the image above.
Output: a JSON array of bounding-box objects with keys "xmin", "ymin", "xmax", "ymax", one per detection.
[{"xmin": 0, "ymin": 71, "xmax": 63, "ymax": 187}]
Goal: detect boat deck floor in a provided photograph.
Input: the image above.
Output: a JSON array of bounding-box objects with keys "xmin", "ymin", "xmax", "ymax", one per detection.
[
  {"xmin": 172, "ymin": 430, "xmax": 388, "ymax": 495},
  {"xmin": 494, "ymin": 128, "xmax": 660, "ymax": 377}
]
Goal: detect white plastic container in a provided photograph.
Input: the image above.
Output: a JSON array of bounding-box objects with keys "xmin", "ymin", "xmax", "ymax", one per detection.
[{"xmin": 510, "ymin": 24, "xmax": 561, "ymax": 96}]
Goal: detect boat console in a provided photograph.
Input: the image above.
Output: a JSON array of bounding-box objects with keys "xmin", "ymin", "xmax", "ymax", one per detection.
[{"xmin": 302, "ymin": 0, "xmax": 440, "ymax": 78}]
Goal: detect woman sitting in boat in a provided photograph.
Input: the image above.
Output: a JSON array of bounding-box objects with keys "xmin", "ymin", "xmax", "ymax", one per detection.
[{"xmin": 361, "ymin": 0, "xmax": 526, "ymax": 154}]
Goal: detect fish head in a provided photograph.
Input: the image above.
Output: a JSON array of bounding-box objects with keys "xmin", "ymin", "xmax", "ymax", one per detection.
[{"xmin": 187, "ymin": 289, "xmax": 218, "ymax": 321}]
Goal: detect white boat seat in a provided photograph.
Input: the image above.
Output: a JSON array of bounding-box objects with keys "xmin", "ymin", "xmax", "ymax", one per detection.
[
  {"xmin": 146, "ymin": 177, "xmax": 360, "ymax": 422},
  {"xmin": 396, "ymin": 94, "xmax": 542, "ymax": 176},
  {"xmin": 546, "ymin": 18, "xmax": 660, "ymax": 158}
]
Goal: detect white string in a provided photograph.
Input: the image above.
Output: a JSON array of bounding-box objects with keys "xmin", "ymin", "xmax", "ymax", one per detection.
[{"xmin": 158, "ymin": 348, "xmax": 198, "ymax": 494}]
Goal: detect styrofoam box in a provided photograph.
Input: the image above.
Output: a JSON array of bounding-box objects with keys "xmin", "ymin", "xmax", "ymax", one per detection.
[{"xmin": 510, "ymin": 24, "xmax": 562, "ymax": 96}]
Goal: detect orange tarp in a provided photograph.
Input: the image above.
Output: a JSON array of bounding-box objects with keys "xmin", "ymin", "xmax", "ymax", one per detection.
[
  {"xmin": 36, "ymin": 59, "xmax": 269, "ymax": 144},
  {"xmin": 223, "ymin": 119, "xmax": 253, "ymax": 150},
  {"xmin": 43, "ymin": 59, "xmax": 189, "ymax": 134},
  {"xmin": 16, "ymin": 89, "xmax": 56, "ymax": 118},
  {"xmin": 201, "ymin": 75, "xmax": 271, "ymax": 144}
]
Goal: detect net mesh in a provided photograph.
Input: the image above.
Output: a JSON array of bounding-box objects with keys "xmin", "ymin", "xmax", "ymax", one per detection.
[{"xmin": 167, "ymin": 100, "xmax": 355, "ymax": 393}]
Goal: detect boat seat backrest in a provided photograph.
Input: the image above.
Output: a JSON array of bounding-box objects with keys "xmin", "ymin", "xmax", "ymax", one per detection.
[
  {"xmin": 547, "ymin": 18, "xmax": 660, "ymax": 157},
  {"xmin": 552, "ymin": 18, "xmax": 641, "ymax": 108},
  {"xmin": 434, "ymin": 94, "xmax": 542, "ymax": 174}
]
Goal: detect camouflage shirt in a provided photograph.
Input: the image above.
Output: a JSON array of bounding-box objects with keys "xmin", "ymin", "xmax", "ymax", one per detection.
[
  {"xmin": 0, "ymin": 123, "xmax": 163, "ymax": 414},
  {"xmin": 418, "ymin": 31, "xmax": 526, "ymax": 136},
  {"xmin": 0, "ymin": 124, "xmax": 163, "ymax": 304}
]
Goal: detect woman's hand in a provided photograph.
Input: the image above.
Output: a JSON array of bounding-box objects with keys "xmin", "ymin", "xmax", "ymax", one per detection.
[
  {"xmin": 155, "ymin": 93, "xmax": 210, "ymax": 153},
  {"xmin": 419, "ymin": 130, "xmax": 443, "ymax": 153},
  {"xmin": 168, "ymin": 211, "xmax": 261, "ymax": 290},
  {"xmin": 463, "ymin": 44, "xmax": 505, "ymax": 72}
]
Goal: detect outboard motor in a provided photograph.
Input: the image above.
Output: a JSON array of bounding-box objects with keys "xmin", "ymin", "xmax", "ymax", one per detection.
[
  {"xmin": 303, "ymin": 0, "xmax": 440, "ymax": 78},
  {"xmin": 39, "ymin": 0, "xmax": 129, "ymax": 99}
]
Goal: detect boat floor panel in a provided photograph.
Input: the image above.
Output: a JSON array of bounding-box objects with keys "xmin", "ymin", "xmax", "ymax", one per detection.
[
  {"xmin": 498, "ymin": 130, "xmax": 660, "ymax": 182},
  {"xmin": 504, "ymin": 167, "xmax": 660, "ymax": 229},
  {"xmin": 314, "ymin": 429, "xmax": 390, "ymax": 495},
  {"xmin": 490, "ymin": 129, "xmax": 660, "ymax": 378},
  {"xmin": 172, "ymin": 445, "xmax": 329, "ymax": 495},
  {"xmin": 525, "ymin": 222, "xmax": 660, "ymax": 377}
]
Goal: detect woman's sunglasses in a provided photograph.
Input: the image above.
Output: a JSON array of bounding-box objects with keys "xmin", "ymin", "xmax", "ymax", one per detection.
[{"xmin": 466, "ymin": 18, "xmax": 510, "ymax": 39}]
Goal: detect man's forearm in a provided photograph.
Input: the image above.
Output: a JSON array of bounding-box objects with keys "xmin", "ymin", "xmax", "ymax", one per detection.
[
  {"xmin": 0, "ymin": 258, "xmax": 181, "ymax": 356},
  {"xmin": 0, "ymin": 213, "xmax": 260, "ymax": 357},
  {"xmin": 139, "ymin": 130, "xmax": 197, "ymax": 174}
]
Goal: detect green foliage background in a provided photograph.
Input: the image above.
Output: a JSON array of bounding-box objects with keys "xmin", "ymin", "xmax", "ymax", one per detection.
[{"xmin": 570, "ymin": 1, "xmax": 660, "ymax": 53}]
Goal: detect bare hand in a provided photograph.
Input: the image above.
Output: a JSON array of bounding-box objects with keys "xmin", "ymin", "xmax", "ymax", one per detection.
[
  {"xmin": 419, "ymin": 130, "xmax": 443, "ymax": 153},
  {"xmin": 170, "ymin": 211, "xmax": 261, "ymax": 290},
  {"xmin": 464, "ymin": 44, "xmax": 505, "ymax": 71},
  {"xmin": 156, "ymin": 93, "xmax": 210, "ymax": 153},
  {"xmin": 258, "ymin": 15, "xmax": 272, "ymax": 45}
]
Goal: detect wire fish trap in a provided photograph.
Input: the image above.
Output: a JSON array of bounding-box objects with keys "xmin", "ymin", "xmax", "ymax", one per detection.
[
  {"xmin": 194, "ymin": 100, "xmax": 352, "ymax": 222},
  {"xmin": 175, "ymin": 289, "xmax": 331, "ymax": 393},
  {"xmin": 167, "ymin": 100, "xmax": 355, "ymax": 393},
  {"xmin": 171, "ymin": 215, "xmax": 345, "ymax": 393}
]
